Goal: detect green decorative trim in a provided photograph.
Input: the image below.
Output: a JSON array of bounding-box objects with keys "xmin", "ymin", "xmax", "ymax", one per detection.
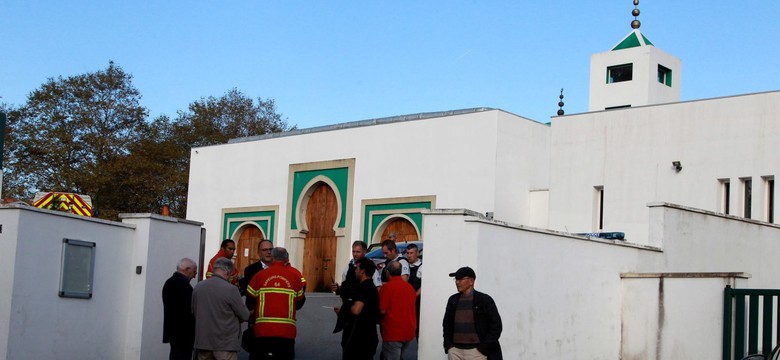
[
  {"xmin": 612, "ymin": 33, "xmax": 640, "ymax": 50},
  {"xmin": 612, "ymin": 31, "xmax": 654, "ymax": 51},
  {"xmin": 290, "ymin": 167, "xmax": 349, "ymax": 230},
  {"xmin": 222, "ymin": 210, "xmax": 276, "ymax": 242},
  {"xmin": 641, "ymin": 33, "xmax": 653, "ymax": 46},
  {"xmin": 362, "ymin": 201, "xmax": 432, "ymax": 242}
]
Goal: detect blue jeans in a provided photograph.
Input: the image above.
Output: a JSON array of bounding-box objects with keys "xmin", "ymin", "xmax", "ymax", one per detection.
[{"xmin": 381, "ymin": 340, "xmax": 410, "ymax": 360}]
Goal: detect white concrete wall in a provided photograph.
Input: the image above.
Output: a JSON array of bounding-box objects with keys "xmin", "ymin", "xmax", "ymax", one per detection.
[
  {"xmin": 418, "ymin": 204, "xmax": 780, "ymax": 359},
  {"xmin": 4, "ymin": 207, "xmax": 136, "ymax": 359},
  {"xmin": 0, "ymin": 207, "xmax": 202, "ymax": 360},
  {"xmin": 646, "ymin": 203, "xmax": 780, "ymax": 287},
  {"xmin": 620, "ymin": 275, "xmax": 749, "ymax": 360},
  {"xmin": 646, "ymin": 47, "xmax": 682, "ymax": 105},
  {"xmin": 550, "ymin": 91, "xmax": 780, "ymax": 245},
  {"xmin": 528, "ymin": 189, "xmax": 549, "ymax": 228},
  {"xmin": 186, "ymin": 109, "xmax": 550, "ymax": 278},
  {"xmin": 0, "ymin": 210, "xmax": 20, "ymax": 358},
  {"xmin": 493, "ymin": 111, "xmax": 550, "ymax": 225},
  {"xmin": 121, "ymin": 214, "xmax": 203, "ymax": 360},
  {"xmin": 419, "ymin": 209, "xmax": 660, "ymax": 359}
]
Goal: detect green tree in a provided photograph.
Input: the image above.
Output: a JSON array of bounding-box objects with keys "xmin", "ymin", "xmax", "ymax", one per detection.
[
  {"xmin": 7, "ymin": 61, "xmax": 148, "ymax": 218},
  {"xmin": 4, "ymin": 68, "xmax": 293, "ymax": 219},
  {"xmin": 172, "ymin": 88, "xmax": 293, "ymax": 147},
  {"xmin": 0, "ymin": 104, "xmax": 28, "ymax": 200},
  {"xmin": 155, "ymin": 88, "xmax": 294, "ymax": 217},
  {"xmin": 105, "ymin": 116, "xmax": 190, "ymax": 218}
]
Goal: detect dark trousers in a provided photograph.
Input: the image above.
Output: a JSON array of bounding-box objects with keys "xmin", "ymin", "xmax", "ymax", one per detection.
[
  {"xmin": 249, "ymin": 337, "xmax": 295, "ymax": 360},
  {"xmin": 169, "ymin": 343, "xmax": 193, "ymax": 360},
  {"xmin": 342, "ymin": 326, "xmax": 377, "ymax": 360},
  {"xmin": 343, "ymin": 344, "xmax": 376, "ymax": 360},
  {"xmin": 415, "ymin": 295, "xmax": 421, "ymax": 339}
]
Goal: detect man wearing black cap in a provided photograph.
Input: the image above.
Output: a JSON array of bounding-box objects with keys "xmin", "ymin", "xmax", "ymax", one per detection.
[{"xmin": 442, "ymin": 266, "xmax": 502, "ymax": 360}]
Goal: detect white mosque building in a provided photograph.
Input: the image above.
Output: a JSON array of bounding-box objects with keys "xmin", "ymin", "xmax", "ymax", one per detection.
[{"xmin": 186, "ymin": 5, "xmax": 779, "ymax": 359}]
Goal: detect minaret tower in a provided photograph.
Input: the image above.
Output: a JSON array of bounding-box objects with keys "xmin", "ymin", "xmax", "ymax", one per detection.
[{"xmin": 588, "ymin": 0, "xmax": 681, "ymax": 111}]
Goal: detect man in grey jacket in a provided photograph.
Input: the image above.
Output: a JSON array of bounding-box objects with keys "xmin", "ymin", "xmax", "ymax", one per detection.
[{"xmin": 192, "ymin": 257, "xmax": 250, "ymax": 360}]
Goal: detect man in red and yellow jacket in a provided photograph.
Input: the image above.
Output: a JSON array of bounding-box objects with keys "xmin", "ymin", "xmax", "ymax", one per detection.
[
  {"xmin": 247, "ymin": 247, "xmax": 305, "ymax": 360},
  {"xmin": 206, "ymin": 239, "xmax": 239, "ymax": 286}
]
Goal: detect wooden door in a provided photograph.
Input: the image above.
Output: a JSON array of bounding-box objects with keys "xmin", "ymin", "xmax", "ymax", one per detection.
[
  {"xmin": 235, "ymin": 226, "xmax": 263, "ymax": 276},
  {"xmin": 381, "ymin": 218, "xmax": 419, "ymax": 242},
  {"xmin": 303, "ymin": 184, "xmax": 338, "ymax": 292}
]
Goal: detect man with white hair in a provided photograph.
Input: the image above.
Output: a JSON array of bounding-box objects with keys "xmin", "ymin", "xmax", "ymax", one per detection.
[
  {"xmin": 163, "ymin": 257, "xmax": 198, "ymax": 360},
  {"xmin": 192, "ymin": 257, "xmax": 249, "ymax": 360}
]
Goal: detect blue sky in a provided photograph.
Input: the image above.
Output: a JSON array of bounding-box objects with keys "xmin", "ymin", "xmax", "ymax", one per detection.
[{"xmin": 2, "ymin": 1, "xmax": 779, "ymax": 129}]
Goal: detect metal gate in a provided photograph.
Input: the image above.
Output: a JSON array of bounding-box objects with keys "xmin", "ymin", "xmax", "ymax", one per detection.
[{"xmin": 723, "ymin": 286, "xmax": 780, "ymax": 359}]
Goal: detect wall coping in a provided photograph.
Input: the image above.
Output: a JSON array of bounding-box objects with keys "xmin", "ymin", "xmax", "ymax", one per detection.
[
  {"xmin": 647, "ymin": 202, "xmax": 780, "ymax": 229},
  {"xmin": 422, "ymin": 208, "xmax": 662, "ymax": 252},
  {"xmin": 0, "ymin": 204, "xmax": 204, "ymax": 228},
  {"xmin": 119, "ymin": 213, "xmax": 203, "ymax": 226},
  {"xmin": 0, "ymin": 203, "xmax": 136, "ymax": 229},
  {"xmin": 621, "ymin": 272, "xmax": 751, "ymax": 279}
]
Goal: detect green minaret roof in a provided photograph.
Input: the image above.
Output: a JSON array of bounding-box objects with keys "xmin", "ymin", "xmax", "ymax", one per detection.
[{"xmin": 611, "ymin": 29, "xmax": 654, "ymax": 51}]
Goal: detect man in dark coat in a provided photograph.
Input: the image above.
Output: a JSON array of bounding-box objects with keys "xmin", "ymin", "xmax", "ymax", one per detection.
[
  {"xmin": 442, "ymin": 266, "xmax": 502, "ymax": 360},
  {"xmin": 162, "ymin": 257, "xmax": 197, "ymax": 360}
]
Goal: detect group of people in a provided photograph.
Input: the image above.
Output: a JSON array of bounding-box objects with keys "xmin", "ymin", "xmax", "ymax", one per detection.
[
  {"xmin": 163, "ymin": 239, "xmax": 305, "ymax": 360},
  {"xmin": 331, "ymin": 240, "xmax": 422, "ymax": 360},
  {"xmin": 162, "ymin": 237, "xmax": 503, "ymax": 360}
]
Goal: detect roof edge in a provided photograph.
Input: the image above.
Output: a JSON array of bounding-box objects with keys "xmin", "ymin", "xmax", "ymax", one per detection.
[{"xmin": 226, "ymin": 107, "xmax": 496, "ymax": 144}]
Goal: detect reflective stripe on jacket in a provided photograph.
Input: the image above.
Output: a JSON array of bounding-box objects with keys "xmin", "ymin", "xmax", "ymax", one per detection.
[
  {"xmin": 206, "ymin": 249, "xmax": 239, "ymax": 286},
  {"xmin": 247, "ymin": 261, "xmax": 305, "ymax": 339}
]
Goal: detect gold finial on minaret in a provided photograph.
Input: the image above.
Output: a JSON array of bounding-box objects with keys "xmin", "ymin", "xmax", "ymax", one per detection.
[{"xmin": 631, "ymin": 0, "xmax": 641, "ymax": 29}]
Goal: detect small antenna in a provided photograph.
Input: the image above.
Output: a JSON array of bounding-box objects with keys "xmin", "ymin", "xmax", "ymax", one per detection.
[
  {"xmin": 557, "ymin": 89, "xmax": 565, "ymax": 116},
  {"xmin": 631, "ymin": 0, "xmax": 641, "ymax": 29}
]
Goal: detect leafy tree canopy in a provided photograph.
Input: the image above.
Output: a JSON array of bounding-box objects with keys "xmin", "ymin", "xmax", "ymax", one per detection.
[
  {"xmin": 3, "ymin": 63, "xmax": 293, "ymax": 219},
  {"xmin": 172, "ymin": 88, "xmax": 292, "ymax": 148}
]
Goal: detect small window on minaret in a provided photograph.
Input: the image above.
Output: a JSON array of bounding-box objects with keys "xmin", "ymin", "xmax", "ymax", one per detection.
[
  {"xmin": 658, "ymin": 65, "xmax": 672, "ymax": 87},
  {"xmin": 607, "ymin": 64, "xmax": 633, "ymax": 83}
]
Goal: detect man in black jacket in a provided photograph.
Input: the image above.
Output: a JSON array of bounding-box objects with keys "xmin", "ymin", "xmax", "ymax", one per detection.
[
  {"xmin": 442, "ymin": 266, "xmax": 502, "ymax": 360},
  {"xmin": 337, "ymin": 256, "xmax": 380, "ymax": 360},
  {"xmin": 162, "ymin": 257, "xmax": 197, "ymax": 360},
  {"xmin": 330, "ymin": 241, "xmax": 381, "ymax": 333}
]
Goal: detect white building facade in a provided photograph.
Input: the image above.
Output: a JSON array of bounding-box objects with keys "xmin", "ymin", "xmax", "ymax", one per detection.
[
  {"xmin": 185, "ymin": 19, "xmax": 779, "ymax": 360},
  {"xmin": 186, "ymin": 109, "xmax": 550, "ymax": 291}
]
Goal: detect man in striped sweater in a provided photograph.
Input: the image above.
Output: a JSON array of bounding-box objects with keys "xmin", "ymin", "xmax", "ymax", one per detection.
[{"xmin": 442, "ymin": 266, "xmax": 503, "ymax": 360}]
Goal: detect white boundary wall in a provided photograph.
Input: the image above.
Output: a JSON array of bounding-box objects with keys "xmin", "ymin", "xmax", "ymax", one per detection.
[
  {"xmin": 0, "ymin": 206, "xmax": 202, "ymax": 360},
  {"xmin": 418, "ymin": 204, "xmax": 780, "ymax": 359}
]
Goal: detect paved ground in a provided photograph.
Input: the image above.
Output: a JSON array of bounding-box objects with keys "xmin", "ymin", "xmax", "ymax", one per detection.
[{"xmin": 239, "ymin": 292, "xmax": 418, "ymax": 359}]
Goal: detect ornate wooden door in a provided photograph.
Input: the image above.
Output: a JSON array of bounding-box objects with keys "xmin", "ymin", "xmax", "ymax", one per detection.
[
  {"xmin": 303, "ymin": 184, "xmax": 338, "ymax": 292},
  {"xmin": 235, "ymin": 226, "xmax": 263, "ymax": 276},
  {"xmin": 381, "ymin": 218, "xmax": 419, "ymax": 242}
]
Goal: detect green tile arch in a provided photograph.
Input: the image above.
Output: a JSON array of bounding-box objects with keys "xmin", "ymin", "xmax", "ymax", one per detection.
[
  {"xmin": 362, "ymin": 201, "xmax": 432, "ymax": 243},
  {"xmin": 222, "ymin": 210, "xmax": 276, "ymax": 242},
  {"xmin": 290, "ymin": 167, "xmax": 349, "ymax": 230}
]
